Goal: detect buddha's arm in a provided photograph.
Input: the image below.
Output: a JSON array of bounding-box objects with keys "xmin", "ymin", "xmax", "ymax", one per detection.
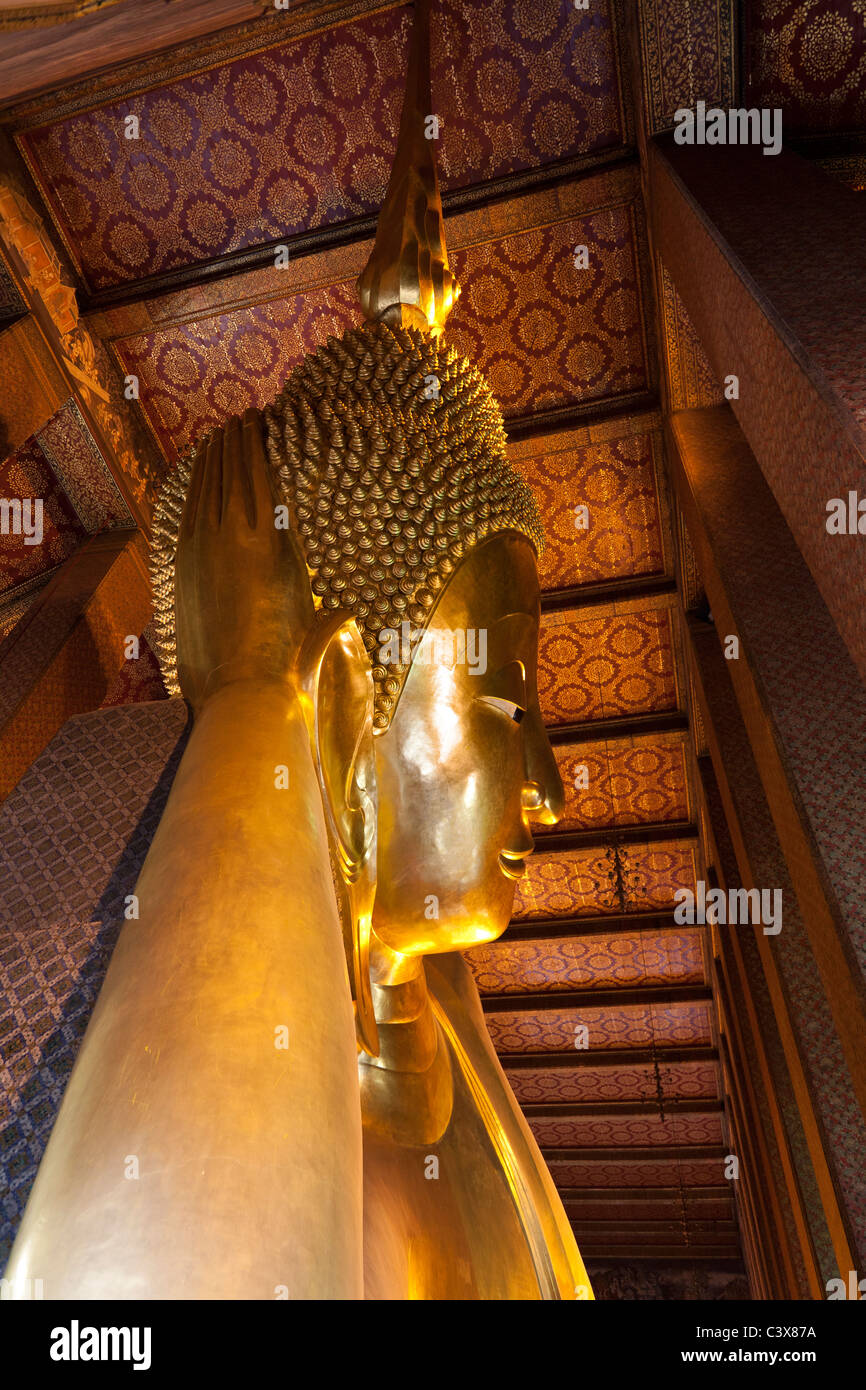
[{"xmin": 3, "ymin": 418, "xmax": 364, "ymax": 1300}]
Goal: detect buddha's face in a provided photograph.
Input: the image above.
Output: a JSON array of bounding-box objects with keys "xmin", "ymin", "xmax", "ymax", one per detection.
[{"xmin": 371, "ymin": 533, "xmax": 563, "ymax": 955}]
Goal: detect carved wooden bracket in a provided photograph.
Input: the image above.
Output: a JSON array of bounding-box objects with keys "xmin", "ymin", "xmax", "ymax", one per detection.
[{"xmin": 0, "ymin": 178, "xmax": 78, "ymax": 335}]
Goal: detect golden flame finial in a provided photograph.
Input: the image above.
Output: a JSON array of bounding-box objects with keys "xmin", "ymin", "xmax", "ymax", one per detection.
[{"xmin": 356, "ymin": 0, "xmax": 459, "ymax": 337}]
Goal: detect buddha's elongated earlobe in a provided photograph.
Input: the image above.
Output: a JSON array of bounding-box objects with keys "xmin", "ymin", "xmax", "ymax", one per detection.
[{"xmin": 298, "ymin": 613, "xmax": 379, "ymax": 1056}]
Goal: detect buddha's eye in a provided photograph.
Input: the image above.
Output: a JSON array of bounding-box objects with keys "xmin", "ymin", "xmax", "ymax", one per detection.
[{"xmin": 477, "ymin": 695, "xmax": 526, "ymax": 724}]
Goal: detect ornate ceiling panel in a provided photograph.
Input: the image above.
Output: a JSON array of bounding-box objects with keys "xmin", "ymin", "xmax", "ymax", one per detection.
[
  {"xmin": 114, "ymin": 281, "xmax": 359, "ymax": 461},
  {"xmin": 530, "ymin": 1112, "xmax": 724, "ymax": 1148},
  {"xmin": 446, "ymin": 206, "xmax": 647, "ymax": 414},
  {"xmin": 513, "ymin": 427, "xmax": 664, "ymax": 591},
  {"xmin": 486, "ymin": 999, "xmax": 713, "ymax": 1054},
  {"xmin": 467, "ymin": 928, "xmax": 705, "ymax": 996},
  {"xmin": 541, "ymin": 735, "xmax": 689, "ymax": 833},
  {"xmin": 537, "ymin": 605, "xmax": 679, "ymax": 726},
  {"xmin": 512, "ymin": 841, "xmax": 698, "ymax": 920},
  {"xmin": 745, "ymin": 0, "xmax": 866, "ymax": 132},
  {"xmin": 17, "ymin": 0, "xmax": 626, "ymax": 291},
  {"xmin": 545, "ymin": 1157, "xmax": 725, "ymax": 1188},
  {"xmin": 507, "ymin": 1060, "xmax": 720, "ymax": 1105},
  {"xmin": 115, "ymin": 203, "xmax": 648, "ymax": 462}
]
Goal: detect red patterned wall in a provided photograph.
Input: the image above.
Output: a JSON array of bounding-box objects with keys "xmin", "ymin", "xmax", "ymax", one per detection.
[
  {"xmin": 530, "ymin": 1111, "xmax": 723, "ymax": 1148},
  {"xmin": 543, "ymin": 735, "xmax": 689, "ymax": 833},
  {"xmin": 487, "ymin": 1000, "xmax": 713, "ymax": 1054},
  {"xmin": 468, "ymin": 928, "xmax": 705, "ymax": 996},
  {"xmin": 100, "ymin": 633, "xmax": 168, "ymax": 707},
  {"xmin": 546, "ymin": 1157, "xmax": 724, "ymax": 1188},
  {"xmin": 507, "ymin": 1060, "xmax": 720, "ymax": 1106},
  {"xmin": 512, "ymin": 842, "xmax": 698, "ymax": 920}
]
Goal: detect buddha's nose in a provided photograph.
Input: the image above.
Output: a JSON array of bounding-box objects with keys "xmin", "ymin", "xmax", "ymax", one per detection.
[
  {"xmin": 521, "ymin": 720, "xmax": 565, "ymax": 825},
  {"xmin": 522, "ymin": 778, "xmax": 563, "ymax": 827}
]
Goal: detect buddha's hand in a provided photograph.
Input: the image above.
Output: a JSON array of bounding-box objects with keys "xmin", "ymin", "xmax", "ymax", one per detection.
[{"xmin": 175, "ymin": 408, "xmax": 315, "ymax": 710}]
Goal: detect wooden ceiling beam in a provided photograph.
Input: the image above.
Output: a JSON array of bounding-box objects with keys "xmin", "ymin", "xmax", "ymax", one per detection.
[
  {"xmin": 530, "ymin": 820, "xmax": 698, "ymax": 854},
  {"xmin": 0, "ymin": 0, "xmax": 271, "ymax": 110},
  {"xmin": 545, "ymin": 1144, "xmax": 725, "ymax": 1163},
  {"xmin": 482, "ymin": 982, "xmax": 711, "ymax": 1014},
  {"xmin": 570, "ymin": 1220, "xmax": 739, "ymax": 1235},
  {"xmin": 577, "ymin": 1245, "xmax": 743, "ymax": 1262},
  {"xmin": 500, "ymin": 910, "xmax": 686, "ymax": 941},
  {"xmin": 545, "ymin": 712, "xmax": 688, "ymax": 747},
  {"xmin": 522, "ymin": 1099, "xmax": 722, "ymax": 1118},
  {"xmin": 505, "ymin": 389, "xmax": 658, "ymax": 443},
  {"xmin": 500, "ymin": 1045, "xmax": 718, "ymax": 1070},
  {"xmin": 540, "ymin": 573, "xmax": 676, "ymax": 614},
  {"xmin": 560, "ymin": 1186, "xmax": 732, "ymax": 1202},
  {"xmin": 580, "ymin": 1250, "xmax": 744, "ymax": 1265}
]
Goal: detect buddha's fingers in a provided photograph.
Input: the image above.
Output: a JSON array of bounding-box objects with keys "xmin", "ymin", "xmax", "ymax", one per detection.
[
  {"xmin": 180, "ymin": 434, "xmax": 210, "ymax": 540},
  {"xmin": 241, "ymin": 407, "xmax": 274, "ymax": 531},
  {"xmin": 203, "ymin": 426, "xmax": 226, "ymax": 533},
  {"xmin": 220, "ymin": 413, "xmax": 244, "ymax": 528}
]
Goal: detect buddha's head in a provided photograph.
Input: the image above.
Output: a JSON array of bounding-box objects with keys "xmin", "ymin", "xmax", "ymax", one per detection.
[
  {"xmin": 151, "ymin": 322, "xmax": 563, "ymax": 1048},
  {"xmin": 261, "ymin": 321, "xmax": 563, "ymax": 958}
]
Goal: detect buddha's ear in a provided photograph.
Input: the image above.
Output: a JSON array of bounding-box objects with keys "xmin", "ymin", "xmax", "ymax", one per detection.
[{"xmin": 298, "ymin": 613, "xmax": 379, "ymax": 1056}]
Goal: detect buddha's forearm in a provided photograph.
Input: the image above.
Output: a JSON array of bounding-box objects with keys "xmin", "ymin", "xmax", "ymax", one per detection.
[{"xmin": 4, "ymin": 680, "xmax": 363, "ymax": 1300}]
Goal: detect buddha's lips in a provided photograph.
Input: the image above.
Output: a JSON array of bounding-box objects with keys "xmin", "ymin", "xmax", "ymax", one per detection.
[{"xmin": 498, "ymin": 850, "xmax": 529, "ymax": 881}]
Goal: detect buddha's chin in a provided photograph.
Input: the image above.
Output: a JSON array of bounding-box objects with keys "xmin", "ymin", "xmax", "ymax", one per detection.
[{"xmin": 372, "ymin": 906, "xmax": 511, "ymax": 958}]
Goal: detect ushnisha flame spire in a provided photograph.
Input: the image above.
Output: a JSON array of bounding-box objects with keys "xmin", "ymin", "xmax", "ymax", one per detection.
[
  {"xmin": 150, "ymin": 0, "xmax": 543, "ymax": 731},
  {"xmin": 356, "ymin": 0, "xmax": 459, "ymax": 338}
]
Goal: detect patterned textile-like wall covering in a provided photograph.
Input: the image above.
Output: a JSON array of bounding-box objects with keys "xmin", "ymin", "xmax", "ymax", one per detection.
[
  {"xmin": 113, "ymin": 203, "xmax": 648, "ymax": 462},
  {"xmin": 538, "ymin": 606, "xmax": 679, "ymax": 726},
  {"xmin": 0, "ymin": 438, "xmax": 85, "ymax": 591},
  {"xmin": 18, "ymin": 0, "xmax": 626, "ymax": 292},
  {"xmin": 745, "ymin": 0, "xmax": 866, "ymax": 132},
  {"xmin": 514, "ymin": 430, "xmax": 665, "ymax": 591}
]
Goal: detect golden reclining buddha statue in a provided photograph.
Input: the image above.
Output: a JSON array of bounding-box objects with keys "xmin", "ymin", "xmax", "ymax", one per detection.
[{"xmin": 4, "ymin": 0, "xmax": 592, "ymax": 1301}]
